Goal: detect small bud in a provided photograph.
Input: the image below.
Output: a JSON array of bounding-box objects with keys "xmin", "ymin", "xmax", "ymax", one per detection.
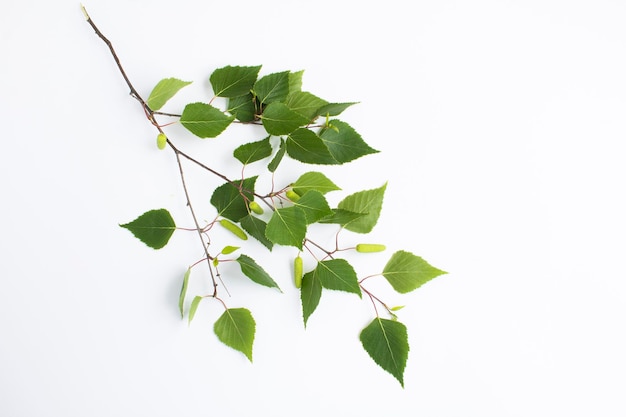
[
  {"xmin": 286, "ymin": 190, "xmax": 300, "ymax": 202},
  {"xmin": 356, "ymin": 243, "xmax": 386, "ymax": 253},
  {"xmin": 249, "ymin": 201, "xmax": 264, "ymax": 215},
  {"xmin": 156, "ymin": 133, "xmax": 167, "ymax": 150}
]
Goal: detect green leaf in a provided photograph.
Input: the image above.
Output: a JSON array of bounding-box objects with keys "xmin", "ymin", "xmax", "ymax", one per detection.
[
  {"xmin": 317, "ymin": 102, "xmax": 358, "ymax": 117},
  {"xmin": 146, "ymin": 78, "xmax": 192, "ymax": 111},
  {"xmin": 320, "ymin": 120, "xmax": 379, "ymax": 163},
  {"xmin": 188, "ymin": 295, "xmax": 203, "ymax": 325},
  {"xmin": 233, "ymin": 136, "xmax": 272, "ymax": 165},
  {"xmin": 267, "ymin": 138, "xmax": 286, "ymax": 172},
  {"xmin": 179, "ymin": 267, "xmax": 191, "ymax": 318},
  {"xmin": 254, "ymin": 71, "xmax": 290, "ymax": 105},
  {"xmin": 382, "ymin": 251, "xmax": 447, "ymax": 293},
  {"xmin": 120, "ymin": 208, "xmax": 176, "ymax": 249},
  {"xmin": 235, "ymin": 254, "xmax": 281, "ymax": 290},
  {"xmin": 228, "ymin": 93, "xmax": 256, "ymax": 122},
  {"xmin": 288, "ymin": 70, "xmax": 304, "ymax": 94},
  {"xmin": 294, "ymin": 190, "xmax": 333, "ymax": 224},
  {"xmin": 360, "ymin": 318, "xmax": 409, "ymax": 387},
  {"xmin": 210, "ymin": 65, "xmax": 261, "ymax": 98},
  {"xmin": 240, "ymin": 215, "xmax": 273, "ymax": 250},
  {"xmin": 220, "ymin": 245, "xmax": 240, "ymax": 255},
  {"xmin": 261, "ymin": 102, "xmax": 310, "ymax": 136},
  {"xmin": 314, "ymin": 259, "xmax": 361, "ymax": 296},
  {"xmin": 210, "ymin": 177, "xmax": 257, "ymax": 222},
  {"xmin": 180, "ymin": 102, "xmax": 234, "ymax": 138},
  {"xmin": 214, "ymin": 308, "xmax": 256, "ymax": 362},
  {"xmin": 286, "ymin": 128, "xmax": 337, "ymax": 165},
  {"xmin": 318, "ymin": 208, "xmax": 366, "ymax": 226},
  {"xmin": 286, "ymin": 91, "xmax": 328, "ymax": 121},
  {"xmin": 337, "ymin": 183, "xmax": 387, "ymax": 233},
  {"xmin": 292, "ymin": 171, "xmax": 340, "ymax": 196},
  {"xmin": 301, "ymin": 269, "xmax": 322, "ymax": 327},
  {"xmin": 265, "ymin": 206, "xmax": 307, "ymax": 249}
]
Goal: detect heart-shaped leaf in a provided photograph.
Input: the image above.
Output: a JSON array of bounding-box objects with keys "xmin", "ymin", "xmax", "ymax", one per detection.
[
  {"xmin": 210, "ymin": 177, "xmax": 257, "ymax": 222},
  {"xmin": 214, "ymin": 308, "xmax": 256, "ymax": 362},
  {"xmin": 119, "ymin": 208, "xmax": 176, "ymax": 249},
  {"xmin": 319, "ymin": 120, "xmax": 379, "ymax": 163},
  {"xmin": 301, "ymin": 269, "xmax": 322, "ymax": 327},
  {"xmin": 180, "ymin": 102, "xmax": 234, "ymax": 138},
  {"xmin": 382, "ymin": 251, "xmax": 447, "ymax": 293},
  {"xmin": 147, "ymin": 78, "xmax": 192, "ymax": 111},
  {"xmin": 253, "ymin": 71, "xmax": 290, "ymax": 105},
  {"xmin": 292, "ymin": 171, "xmax": 340, "ymax": 196},
  {"xmin": 286, "ymin": 128, "xmax": 337, "ymax": 165},
  {"xmin": 314, "ymin": 259, "xmax": 361, "ymax": 296},
  {"xmin": 265, "ymin": 206, "xmax": 307, "ymax": 249},
  {"xmin": 210, "ymin": 65, "xmax": 261, "ymax": 98},
  {"xmin": 233, "ymin": 136, "xmax": 272, "ymax": 165},
  {"xmin": 261, "ymin": 102, "xmax": 310, "ymax": 136},
  {"xmin": 337, "ymin": 183, "xmax": 387, "ymax": 233},
  {"xmin": 235, "ymin": 254, "xmax": 281, "ymax": 291},
  {"xmin": 360, "ymin": 318, "xmax": 409, "ymax": 387},
  {"xmin": 293, "ymin": 191, "xmax": 333, "ymax": 224}
]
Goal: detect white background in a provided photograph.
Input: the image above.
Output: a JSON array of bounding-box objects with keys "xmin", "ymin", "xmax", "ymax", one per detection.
[{"xmin": 2, "ymin": 0, "xmax": 626, "ymax": 416}]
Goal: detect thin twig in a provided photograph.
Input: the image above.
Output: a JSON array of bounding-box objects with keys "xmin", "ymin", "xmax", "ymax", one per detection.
[
  {"xmin": 82, "ymin": 5, "xmax": 150, "ymax": 115},
  {"xmin": 174, "ymin": 152, "xmax": 219, "ymax": 295}
]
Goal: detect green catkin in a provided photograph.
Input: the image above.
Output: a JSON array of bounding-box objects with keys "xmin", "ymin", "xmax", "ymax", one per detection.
[
  {"xmin": 293, "ymin": 255, "xmax": 303, "ymax": 288},
  {"xmin": 219, "ymin": 219, "xmax": 248, "ymax": 240},
  {"xmin": 356, "ymin": 243, "xmax": 386, "ymax": 253}
]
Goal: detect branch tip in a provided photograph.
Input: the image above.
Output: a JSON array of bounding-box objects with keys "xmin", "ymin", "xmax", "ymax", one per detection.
[{"xmin": 80, "ymin": 4, "xmax": 90, "ymax": 20}]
